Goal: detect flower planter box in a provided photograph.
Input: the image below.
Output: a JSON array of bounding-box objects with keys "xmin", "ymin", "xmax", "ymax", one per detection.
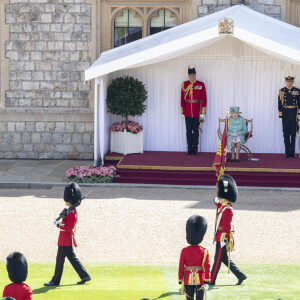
[{"xmin": 110, "ymin": 130, "xmax": 143, "ymax": 155}]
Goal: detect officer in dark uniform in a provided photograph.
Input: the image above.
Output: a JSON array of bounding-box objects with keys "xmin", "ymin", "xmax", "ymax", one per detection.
[{"xmin": 278, "ymin": 76, "xmax": 300, "ymax": 157}]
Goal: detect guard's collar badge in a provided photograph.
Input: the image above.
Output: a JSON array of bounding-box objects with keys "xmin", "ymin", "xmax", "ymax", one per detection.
[{"xmin": 219, "ymin": 17, "xmax": 234, "ymax": 35}]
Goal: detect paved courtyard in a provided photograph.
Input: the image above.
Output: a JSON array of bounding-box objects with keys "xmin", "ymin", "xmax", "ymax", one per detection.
[{"xmin": 0, "ymin": 186, "xmax": 299, "ymax": 264}]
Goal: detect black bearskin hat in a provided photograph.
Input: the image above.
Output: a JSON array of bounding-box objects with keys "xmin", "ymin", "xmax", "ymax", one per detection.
[
  {"xmin": 217, "ymin": 174, "xmax": 238, "ymax": 203},
  {"xmin": 186, "ymin": 215, "xmax": 207, "ymax": 245},
  {"xmin": 64, "ymin": 182, "xmax": 82, "ymax": 204},
  {"xmin": 6, "ymin": 252, "xmax": 28, "ymax": 284},
  {"xmin": 188, "ymin": 67, "xmax": 196, "ymax": 74}
]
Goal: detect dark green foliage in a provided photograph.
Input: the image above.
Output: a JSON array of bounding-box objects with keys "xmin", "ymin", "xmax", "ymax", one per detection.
[{"xmin": 106, "ymin": 76, "xmax": 147, "ymax": 123}]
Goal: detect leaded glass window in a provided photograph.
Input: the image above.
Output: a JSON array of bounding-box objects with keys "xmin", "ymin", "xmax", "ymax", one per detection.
[
  {"xmin": 114, "ymin": 9, "xmax": 142, "ymax": 47},
  {"xmin": 150, "ymin": 9, "xmax": 178, "ymax": 35}
]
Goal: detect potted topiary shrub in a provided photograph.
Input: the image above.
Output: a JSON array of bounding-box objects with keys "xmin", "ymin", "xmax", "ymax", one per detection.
[{"xmin": 107, "ymin": 76, "xmax": 147, "ymax": 155}]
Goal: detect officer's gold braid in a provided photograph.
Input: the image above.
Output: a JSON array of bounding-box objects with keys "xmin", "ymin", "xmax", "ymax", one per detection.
[
  {"xmin": 279, "ymin": 89, "xmax": 284, "ymax": 105},
  {"xmin": 182, "ymin": 83, "xmax": 194, "ymax": 100}
]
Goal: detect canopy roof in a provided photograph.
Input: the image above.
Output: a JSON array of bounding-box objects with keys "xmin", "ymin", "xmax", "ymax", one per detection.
[{"xmin": 85, "ymin": 5, "xmax": 300, "ymax": 81}]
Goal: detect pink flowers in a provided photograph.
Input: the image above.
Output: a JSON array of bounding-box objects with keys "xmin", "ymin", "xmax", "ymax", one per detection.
[
  {"xmin": 66, "ymin": 165, "xmax": 117, "ymax": 183},
  {"xmin": 110, "ymin": 120, "xmax": 143, "ymax": 134}
]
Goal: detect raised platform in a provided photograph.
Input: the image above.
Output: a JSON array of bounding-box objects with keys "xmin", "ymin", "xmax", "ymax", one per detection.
[{"xmin": 104, "ymin": 151, "xmax": 300, "ymax": 187}]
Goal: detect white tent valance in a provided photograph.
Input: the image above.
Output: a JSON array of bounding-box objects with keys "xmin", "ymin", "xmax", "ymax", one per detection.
[{"xmin": 85, "ymin": 5, "xmax": 300, "ymax": 165}]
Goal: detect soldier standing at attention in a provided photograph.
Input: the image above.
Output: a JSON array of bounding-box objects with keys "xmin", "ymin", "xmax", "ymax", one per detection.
[
  {"xmin": 181, "ymin": 67, "xmax": 207, "ymax": 155},
  {"xmin": 278, "ymin": 76, "xmax": 300, "ymax": 158},
  {"xmin": 178, "ymin": 215, "xmax": 210, "ymax": 300},
  {"xmin": 210, "ymin": 174, "xmax": 247, "ymax": 286}
]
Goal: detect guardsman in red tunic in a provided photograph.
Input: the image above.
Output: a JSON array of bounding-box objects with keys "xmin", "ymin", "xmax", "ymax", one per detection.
[
  {"xmin": 44, "ymin": 182, "xmax": 91, "ymax": 286},
  {"xmin": 278, "ymin": 76, "xmax": 300, "ymax": 158},
  {"xmin": 210, "ymin": 174, "xmax": 247, "ymax": 285},
  {"xmin": 3, "ymin": 252, "xmax": 32, "ymax": 300},
  {"xmin": 181, "ymin": 67, "xmax": 207, "ymax": 155},
  {"xmin": 178, "ymin": 215, "xmax": 210, "ymax": 300}
]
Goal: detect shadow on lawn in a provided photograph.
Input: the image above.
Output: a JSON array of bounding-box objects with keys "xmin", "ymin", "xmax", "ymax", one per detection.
[
  {"xmin": 32, "ymin": 284, "xmax": 77, "ymax": 294},
  {"xmin": 152, "ymin": 289, "xmax": 181, "ymax": 299}
]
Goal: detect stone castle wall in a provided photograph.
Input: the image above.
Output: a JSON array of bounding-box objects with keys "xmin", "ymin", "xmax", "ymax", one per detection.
[
  {"xmin": 0, "ymin": 0, "xmax": 94, "ymax": 160},
  {"xmin": 198, "ymin": 0, "xmax": 281, "ymax": 19}
]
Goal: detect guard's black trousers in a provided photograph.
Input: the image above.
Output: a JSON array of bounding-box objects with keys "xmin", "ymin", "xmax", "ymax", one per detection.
[
  {"xmin": 51, "ymin": 246, "xmax": 90, "ymax": 285},
  {"xmin": 282, "ymin": 108, "xmax": 298, "ymax": 156},
  {"xmin": 185, "ymin": 116, "xmax": 200, "ymax": 151},
  {"xmin": 210, "ymin": 242, "xmax": 245, "ymax": 284},
  {"xmin": 184, "ymin": 285, "xmax": 204, "ymax": 300}
]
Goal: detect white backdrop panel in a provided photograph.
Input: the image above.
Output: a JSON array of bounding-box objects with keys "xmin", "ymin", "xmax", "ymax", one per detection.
[{"xmin": 107, "ymin": 37, "xmax": 300, "ymax": 154}]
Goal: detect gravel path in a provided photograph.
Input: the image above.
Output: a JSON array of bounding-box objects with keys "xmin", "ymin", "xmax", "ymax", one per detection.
[{"xmin": 0, "ymin": 186, "xmax": 299, "ymax": 264}]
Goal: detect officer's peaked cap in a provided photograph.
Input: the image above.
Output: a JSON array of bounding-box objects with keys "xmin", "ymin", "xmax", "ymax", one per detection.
[
  {"xmin": 64, "ymin": 182, "xmax": 82, "ymax": 204},
  {"xmin": 6, "ymin": 252, "xmax": 28, "ymax": 284},
  {"xmin": 186, "ymin": 215, "xmax": 207, "ymax": 245},
  {"xmin": 285, "ymin": 76, "xmax": 295, "ymax": 81},
  {"xmin": 217, "ymin": 174, "xmax": 238, "ymax": 203},
  {"xmin": 188, "ymin": 67, "xmax": 196, "ymax": 74}
]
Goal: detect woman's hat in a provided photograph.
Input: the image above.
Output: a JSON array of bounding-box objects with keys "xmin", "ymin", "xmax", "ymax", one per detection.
[{"xmin": 230, "ymin": 106, "xmax": 241, "ymax": 114}]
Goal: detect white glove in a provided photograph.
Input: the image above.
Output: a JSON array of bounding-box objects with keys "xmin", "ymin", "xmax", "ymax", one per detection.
[
  {"xmin": 220, "ymin": 241, "xmax": 226, "ymax": 248},
  {"xmin": 203, "ymin": 284, "xmax": 209, "ymax": 292},
  {"xmin": 53, "ymin": 220, "xmax": 63, "ymax": 227},
  {"xmin": 214, "ymin": 197, "xmax": 220, "ymax": 204},
  {"xmin": 200, "ymin": 114, "xmax": 205, "ymax": 120}
]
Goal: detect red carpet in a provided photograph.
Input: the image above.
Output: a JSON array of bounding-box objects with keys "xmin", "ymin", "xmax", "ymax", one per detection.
[{"xmin": 105, "ymin": 151, "xmax": 300, "ymax": 187}]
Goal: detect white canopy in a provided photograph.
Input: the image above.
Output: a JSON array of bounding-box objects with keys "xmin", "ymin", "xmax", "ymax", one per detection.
[{"xmin": 85, "ymin": 5, "xmax": 300, "ymax": 165}]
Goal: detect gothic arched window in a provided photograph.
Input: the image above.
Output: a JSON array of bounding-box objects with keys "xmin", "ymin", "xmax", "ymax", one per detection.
[
  {"xmin": 114, "ymin": 9, "xmax": 142, "ymax": 47},
  {"xmin": 150, "ymin": 9, "xmax": 178, "ymax": 35}
]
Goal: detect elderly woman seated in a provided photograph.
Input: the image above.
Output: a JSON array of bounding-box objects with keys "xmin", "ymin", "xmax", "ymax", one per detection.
[{"xmin": 228, "ymin": 106, "xmax": 247, "ymax": 162}]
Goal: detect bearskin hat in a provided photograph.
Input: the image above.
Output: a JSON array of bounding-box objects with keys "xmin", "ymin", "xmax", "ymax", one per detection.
[
  {"xmin": 188, "ymin": 67, "xmax": 196, "ymax": 74},
  {"xmin": 186, "ymin": 215, "xmax": 207, "ymax": 245},
  {"xmin": 64, "ymin": 182, "xmax": 82, "ymax": 204},
  {"xmin": 217, "ymin": 174, "xmax": 238, "ymax": 203},
  {"xmin": 6, "ymin": 252, "xmax": 28, "ymax": 284}
]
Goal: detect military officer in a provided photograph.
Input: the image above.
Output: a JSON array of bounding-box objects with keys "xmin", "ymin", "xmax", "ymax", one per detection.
[
  {"xmin": 278, "ymin": 76, "xmax": 300, "ymax": 158},
  {"xmin": 181, "ymin": 67, "xmax": 207, "ymax": 155}
]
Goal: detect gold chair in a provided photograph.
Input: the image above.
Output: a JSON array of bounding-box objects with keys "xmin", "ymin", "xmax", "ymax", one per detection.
[{"xmin": 217, "ymin": 118, "xmax": 253, "ymax": 160}]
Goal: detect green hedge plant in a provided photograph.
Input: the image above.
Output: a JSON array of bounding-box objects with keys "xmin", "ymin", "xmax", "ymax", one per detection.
[{"xmin": 106, "ymin": 76, "xmax": 147, "ymax": 124}]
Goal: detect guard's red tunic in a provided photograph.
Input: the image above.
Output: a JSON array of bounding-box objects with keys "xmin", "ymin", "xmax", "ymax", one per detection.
[
  {"xmin": 214, "ymin": 202, "xmax": 233, "ymax": 242},
  {"xmin": 2, "ymin": 283, "xmax": 32, "ymax": 300},
  {"xmin": 181, "ymin": 80, "xmax": 207, "ymax": 118},
  {"xmin": 178, "ymin": 245, "xmax": 211, "ymax": 285},
  {"xmin": 58, "ymin": 208, "xmax": 77, "ymax": 247}
]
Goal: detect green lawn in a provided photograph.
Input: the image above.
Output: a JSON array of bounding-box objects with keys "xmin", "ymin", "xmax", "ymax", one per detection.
[{"xmin": 0, "ymin": 263, "xmax": 299, "ymax": 300}]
